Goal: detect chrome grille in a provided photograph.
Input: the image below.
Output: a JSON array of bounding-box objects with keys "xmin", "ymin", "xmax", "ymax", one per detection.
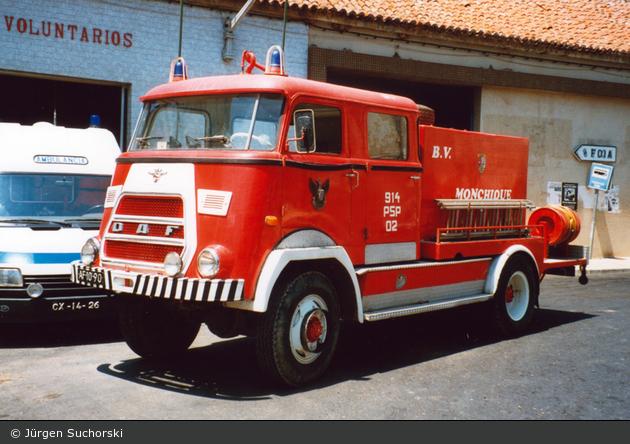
[{"xmin": 102, "ymin": 194, "xmax": 186, "ymax": 267}]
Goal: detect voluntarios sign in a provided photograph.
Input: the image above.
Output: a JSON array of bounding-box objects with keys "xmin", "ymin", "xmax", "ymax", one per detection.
[{"xmin": 3, "ymin": 15, "xmax": 133, "ymax": 48}]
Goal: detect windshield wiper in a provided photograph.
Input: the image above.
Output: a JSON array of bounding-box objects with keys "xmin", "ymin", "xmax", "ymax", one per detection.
[
  {"xmin": 136, "ymin": 136, "xmax": 164, "ymax": 149},
  {"xmin": 0, "ymin": 218, "xmax": 75, "ymax": 227},
  {"xmin": 136, "ymin": 136, "xmax": 163, "ymax": 142},
  {"xmin": 62, "ymin": 218, "xmax": 102, "ymax": 230},
  {"xmin": 63, "ymin": 217, "xmax": 102, "ymax": 224}
]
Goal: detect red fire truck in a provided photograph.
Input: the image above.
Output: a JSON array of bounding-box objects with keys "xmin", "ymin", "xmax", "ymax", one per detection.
[{"xmin": 73, "ymin": 46, "xmax": 588, "ymax": 387}]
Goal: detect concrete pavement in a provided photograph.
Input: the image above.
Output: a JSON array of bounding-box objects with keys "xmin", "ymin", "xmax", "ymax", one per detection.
[{"xmin": 584, "ymin": 257, "xmax": 630, "ymax": 275}]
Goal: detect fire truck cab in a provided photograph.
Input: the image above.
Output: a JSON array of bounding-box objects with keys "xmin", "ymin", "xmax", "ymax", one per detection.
[{"xmin": 73, "ymin": 47, "xmax": 588, "ymax": 387}]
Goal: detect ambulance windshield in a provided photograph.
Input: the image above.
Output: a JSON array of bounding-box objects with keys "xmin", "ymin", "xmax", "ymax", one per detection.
[
  {"xmin": 131, "ymin": 93, "xmax": 285, "ymax": 152},
  {"xmin": 0, "ymin": 174, "xmax": 111, "ymax": 226}
]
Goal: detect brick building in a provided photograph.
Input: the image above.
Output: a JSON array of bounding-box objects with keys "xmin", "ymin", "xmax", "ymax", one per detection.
[{"xmin": 2, "ymin": 0, "xmax": 629, "ymax": 258}]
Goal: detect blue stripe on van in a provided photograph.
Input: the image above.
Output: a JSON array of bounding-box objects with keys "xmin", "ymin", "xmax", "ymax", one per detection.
[{"xmin": 0, "ymin": 252, "xmax": 80, "ymax": 264}]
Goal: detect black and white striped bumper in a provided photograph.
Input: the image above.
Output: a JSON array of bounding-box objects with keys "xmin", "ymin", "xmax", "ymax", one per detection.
[{"xmin": 71, "ymin": 262, "xmax": 244, "ymax": 302}]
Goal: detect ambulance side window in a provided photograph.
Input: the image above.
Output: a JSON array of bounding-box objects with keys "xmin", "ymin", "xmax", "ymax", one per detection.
[
  {"xmin": 288, "ymin": 103, "xmax": 342, "ymax": 154},
  {"xmin": 367, "ymin": 112, "xmax": 408, "ymax": 161}
]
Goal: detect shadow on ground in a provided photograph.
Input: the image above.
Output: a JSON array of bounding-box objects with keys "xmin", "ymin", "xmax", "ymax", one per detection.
[
  {"xmin": 0, "ymin": 319, "xmax": 123, "ymax": 348},
  {"xmin": 96, "ymin": 303, "xmax": 594, "ymax": 400}
]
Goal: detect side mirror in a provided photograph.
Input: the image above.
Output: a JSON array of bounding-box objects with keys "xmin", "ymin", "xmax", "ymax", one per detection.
[{"xmin": 293, "ymin": 110, "xmax": 315, "ymax": 153}]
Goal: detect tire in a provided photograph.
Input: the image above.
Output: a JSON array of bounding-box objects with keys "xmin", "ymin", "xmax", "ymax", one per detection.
[
  {"xmin": 492, "ymin": 255, "xmax": 537, "ymax": 337},
  {"xmin": 256, "ymin": 271, "xmax": 340, "ymax": 388},
  {"xmin": 119, "ymin": 295, "xmax": 200, "ymax": 359}
]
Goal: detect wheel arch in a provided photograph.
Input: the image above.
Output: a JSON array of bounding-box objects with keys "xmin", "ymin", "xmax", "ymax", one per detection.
[
  {"xmin": 251, "ymin": 230, "xmax": 363, "ymax": 321},
  {"xmin": 484, "ymin": 245, "xmax": 540, "ymax": 303}
]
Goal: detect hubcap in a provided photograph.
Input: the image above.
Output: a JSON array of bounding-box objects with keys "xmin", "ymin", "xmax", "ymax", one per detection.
[
  {"xmin": 505, "ymin": 271, "xmax": 529, "ymax": 321},
  {"xmin": 290, "ymin": 294, "xmax": 328, "ymax": 364},
  {"xmin": 303, "ymin": 309, "xmax": 326, "ymax": 349}
]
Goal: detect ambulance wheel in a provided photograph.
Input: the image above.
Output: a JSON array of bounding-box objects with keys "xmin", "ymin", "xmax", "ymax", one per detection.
[
  {"xmin": 256, "ymin": 271, "xmax": 340, "ymax": 388},
  {"xmin": 119, "ymin": 295, "xmax": 200, "ymax": 359},
  {"xmin": 492, "ymin": 255, "xmax": 536, "ymax": 337}
]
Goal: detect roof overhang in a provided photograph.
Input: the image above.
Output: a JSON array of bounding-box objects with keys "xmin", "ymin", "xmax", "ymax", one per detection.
[{"xmin": 184, "ymin": 0, "xmax": 630, "ymax": 70}]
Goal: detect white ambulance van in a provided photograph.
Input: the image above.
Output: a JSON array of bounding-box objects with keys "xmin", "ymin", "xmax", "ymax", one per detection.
[{"xmin": 0, "ymin": 121, "xmax": 120, "ymax": 323}]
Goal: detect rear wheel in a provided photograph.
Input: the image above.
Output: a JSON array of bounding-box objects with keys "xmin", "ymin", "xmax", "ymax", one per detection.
[
  {"xmin": 119, "ymin": 295, "xmax": 200, "ymax": 359},
  {"xmin": 492, "ymin": 256, "xmax": 537, "ymax": 336},
  {"xmin": 256, "ymin": 272, "xmax": 340, "ymax": 387}
]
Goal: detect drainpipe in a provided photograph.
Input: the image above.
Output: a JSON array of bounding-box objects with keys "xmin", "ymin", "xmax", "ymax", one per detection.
[{"xmin": 222, "ymin": 0, "xmax": 257, "ymax": 62}]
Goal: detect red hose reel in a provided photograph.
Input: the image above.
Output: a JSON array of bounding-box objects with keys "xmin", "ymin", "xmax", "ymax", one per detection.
[{"xmin": 528, "ymin": 205, "xmax": 581, "ymax": 246}]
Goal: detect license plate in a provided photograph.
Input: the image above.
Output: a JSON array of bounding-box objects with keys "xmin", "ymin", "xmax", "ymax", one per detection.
[
  {"xmin": 76, "ymin": 267, "xmax": 106, "ymax": 287},
  {"xmin": 51, "ymin": 300, "xmax": 103, "ymax": 312}
]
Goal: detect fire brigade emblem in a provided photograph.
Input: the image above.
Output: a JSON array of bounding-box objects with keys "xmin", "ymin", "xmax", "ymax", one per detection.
[
  {"xmin": 477, "ymin": 153, "xmax": 486, "ymax": 174},
  {"xmin": 309, "ymin": 178, "xmax": 330, "ymax": 211},
  {"xmin": 149, "ymin": 168, "xmax": 167, "ymax": 183}
]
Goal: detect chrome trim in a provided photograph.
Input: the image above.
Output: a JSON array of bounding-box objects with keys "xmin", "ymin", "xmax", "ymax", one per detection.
[
  {"xmin": 108, "ymin": 215, "xmax": 184, "ymax": 224},
  {"xmin": 362, "ymin": 279, "xmax": 486, "ymax": 312},
  {"xmin": 363, "ymin": 293, "xmax": 494, "ymax": 322},
  {"xmin": 103, "ymin": 235, "xmax": 185, "ymax": 247},
  {"xmin": 356, "ymin": 257, "xmax": 492, "ymax": 276}
]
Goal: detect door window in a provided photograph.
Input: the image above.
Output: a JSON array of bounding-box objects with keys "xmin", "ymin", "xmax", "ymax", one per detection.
[
  {"xmin": 367, "ymin": 112, "xmax": 408, "ymax": 160},
  {"xmin": 288, "ymin": 103, "xmax": 342, "ymax": 154}
]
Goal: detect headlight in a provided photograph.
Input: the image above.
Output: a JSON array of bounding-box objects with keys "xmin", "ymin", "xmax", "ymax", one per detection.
[
  {"xmin": 81, "ymin": 238, "xmax": 100, "ymax": 266},
  {"xmin": 0, "ymin": 268, "xmax": 23, "ymax": 287},
  {"xmin": 164, "ymin": 252, "xmax": 183, "ymax": 277},
  {"xmin": 197, "ymin": 249, "xmax": 220, "ymax": 278}
]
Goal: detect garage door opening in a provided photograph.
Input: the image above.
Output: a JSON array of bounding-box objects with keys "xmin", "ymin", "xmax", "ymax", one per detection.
[
  {"xmin": 0, "ymin": 74, "xmax": 127, "ymax": 146},
  {"xmin": 327, "ymin": 70, "xmax": 477, "ymax": 131}
]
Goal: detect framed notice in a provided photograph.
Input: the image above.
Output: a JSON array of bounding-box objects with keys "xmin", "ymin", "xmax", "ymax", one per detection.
[{"xmin": 561, "ymin": 182, "xmax": 578, "ymax": 210}]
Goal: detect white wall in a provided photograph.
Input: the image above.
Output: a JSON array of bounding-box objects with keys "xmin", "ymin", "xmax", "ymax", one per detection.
[{"xmin": 481, "ymin": 87, "xmax": 630, "ymax": 257}]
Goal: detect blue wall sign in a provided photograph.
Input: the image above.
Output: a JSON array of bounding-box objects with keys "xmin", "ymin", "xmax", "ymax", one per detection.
[{"xmin": 587, "ymin": 163, "xmax": 614, "ymax": 191}]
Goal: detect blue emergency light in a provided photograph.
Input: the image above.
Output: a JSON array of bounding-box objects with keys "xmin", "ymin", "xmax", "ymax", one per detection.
[
  {"xmin": 169, "ymin": 57, "xmax": 188, "ymax": 82},
  {"xmin": 265, "ymin": 45, "xmax": 285, "ymax": 75}
]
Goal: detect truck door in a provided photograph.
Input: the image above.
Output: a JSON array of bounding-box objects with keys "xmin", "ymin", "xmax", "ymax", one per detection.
[
  {"xmin": 363, "ymin": 111, "xmax": 420, "ymax": 264},
  {"xmin": 281, "ymin": 102, "xmax": 353, "ymax": 245}
]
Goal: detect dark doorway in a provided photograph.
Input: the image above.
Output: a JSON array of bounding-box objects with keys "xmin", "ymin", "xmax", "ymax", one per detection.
[
  {"xmin": 0, "ymin": 74, "xmax": 126, "ymax": 145},
  {"xmin": 327, "ymin": 70, "xmax": 476, "ymax": 131}
]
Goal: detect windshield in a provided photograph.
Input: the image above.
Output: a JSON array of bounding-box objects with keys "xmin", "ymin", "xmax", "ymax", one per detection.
[
  {"xmin": 0, "ymin": 173, "xmax": 111, "ymax": 224},
  {"xmin": 130, "ymin": 93, "xmax": 285, "ymax": 151}
]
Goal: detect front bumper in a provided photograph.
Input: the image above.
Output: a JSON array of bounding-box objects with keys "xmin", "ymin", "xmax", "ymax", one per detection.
[
  {"xmin": 0, "ymin": 288, "xmax": 117, "ymax": 324},
  {"xmin": 71, "ymin": 261, "xmax": 245, "ymax": 303}
]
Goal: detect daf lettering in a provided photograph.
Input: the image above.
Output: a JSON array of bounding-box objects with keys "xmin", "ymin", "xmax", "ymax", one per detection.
[{"xmin": 136, "ymin": 224, "xmax": 149, "ymax": 235}]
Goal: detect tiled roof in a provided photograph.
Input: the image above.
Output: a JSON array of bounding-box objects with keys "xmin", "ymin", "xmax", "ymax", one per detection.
[{"xmin": 275, "ymin": 0, "xmax": 630, "ymax": 56}]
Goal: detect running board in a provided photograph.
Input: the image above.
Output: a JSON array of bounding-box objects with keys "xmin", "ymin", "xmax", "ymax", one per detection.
[{"xmin": 363, "ymin": 293, "xmax": 494, "ymax": 322}]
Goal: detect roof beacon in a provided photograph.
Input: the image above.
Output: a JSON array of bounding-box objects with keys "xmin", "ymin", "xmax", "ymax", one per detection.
[
  {"xmin": 265, "ymin": 45, "xmax": 285, "ymax": 76},
  {"xmin": 169, "ymin": 57, "xmax": 188, "ymax": 82}
]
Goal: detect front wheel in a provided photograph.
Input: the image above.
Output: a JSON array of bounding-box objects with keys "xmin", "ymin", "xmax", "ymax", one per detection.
[
  {"xmin": 256, "ymin": 272, "xmax": 340, "ymax": 388},
  {"xmin": 492, "ymin": 256, "xmax": 537, "ymax": 336}
]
